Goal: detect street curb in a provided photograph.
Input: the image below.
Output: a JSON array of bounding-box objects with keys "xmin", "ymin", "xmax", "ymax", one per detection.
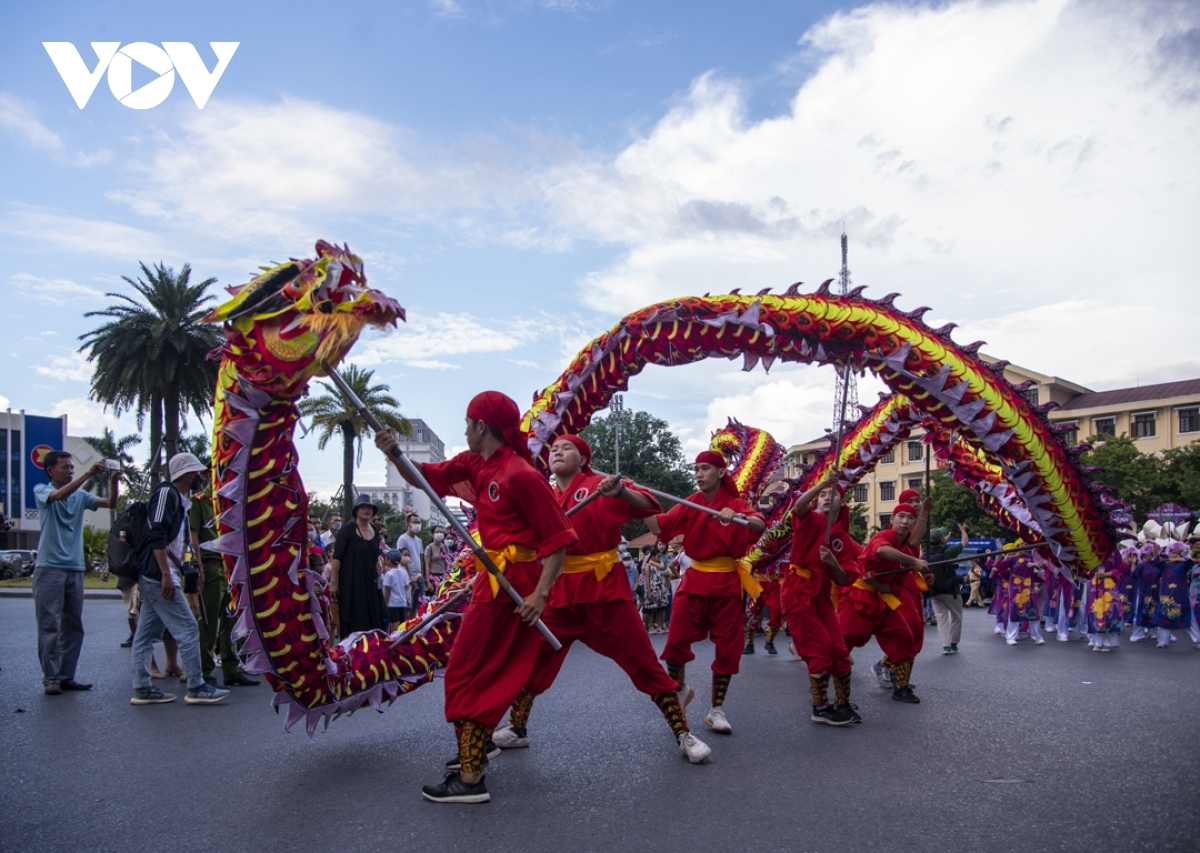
[{"xmin": 0, "ymin": 589, "xmax": 122, "ymax": 600}]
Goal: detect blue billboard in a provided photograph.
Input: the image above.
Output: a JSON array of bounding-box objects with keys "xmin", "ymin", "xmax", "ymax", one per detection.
[{"xmin": 23, "ymin": 415, "xmax": 65, "ymax": 513}]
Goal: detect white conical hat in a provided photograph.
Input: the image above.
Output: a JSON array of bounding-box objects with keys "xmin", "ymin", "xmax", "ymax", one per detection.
[
  {"xmin": 1142, "ymin": 520, "xmax": 1163, "ymax": 540},
  {"xmin": 1192, "ymin": 520, "xmax": 1200, "ymax": 539}
]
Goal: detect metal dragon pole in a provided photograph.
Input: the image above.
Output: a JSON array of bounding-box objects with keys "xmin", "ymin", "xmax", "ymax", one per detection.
[
  {"xmin": 824, "ymin": 361, "xmax": 853, "ymax": 545},
  {"xmin": 321, "ymin": 362, "xmax": 562, "ymax": 651},
  {"xmin": 590, "ymin": 469, "xmax": 754, "ymax": 528},
  {"xmin": 389, "ymin": 586, "xmax": 472, "ymax": 649}
]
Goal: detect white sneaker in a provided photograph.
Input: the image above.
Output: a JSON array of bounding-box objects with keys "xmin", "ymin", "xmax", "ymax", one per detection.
[
  {"xmin": 704, "ymin": 706, "xmax": 732, "ymax": 734},
  {"xmin": 677, "ymin": 731, "xmax": 712, "ymax": 763},
  {"xmin": 787, "ymin": 642, "xmax": 802, "ymax": 662},
  {"xmin": 677, "ymin": 684, "xmax": 695, "ymax": 711},
  {"xmin": 1057, "ymin": 635, "xmax": 1069, "ymax": 642},
  {"xmin": 1006, "ymin": 638, "xmax": 1018, "ymax": 646},
  {"xmin": 491, "ymin": 724, "xmax": 530, "ymax": 750}
]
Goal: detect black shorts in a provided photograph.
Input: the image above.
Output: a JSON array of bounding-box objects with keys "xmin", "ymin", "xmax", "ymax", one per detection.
[{"xmin": 387, "ymin": 606, "xmax": 407, "ymax": 623}]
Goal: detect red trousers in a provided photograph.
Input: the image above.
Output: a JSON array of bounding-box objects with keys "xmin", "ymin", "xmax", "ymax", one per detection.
[
  {"xmin": 900, "ymin": 589, "xmax": 926, "ymax": 655},
  {"xmin": 744, "ymin": 578, "xmax": 782, "ymax": 632},
  {"xmin": 780, "ymin": 577, "xmax": 851, "ymax": 676},
  {"xmin": 444, "ymin": 593, "xmax": 545, "ymax": 727},
  {"xmin": 660, "ymin": 592, "xmax": 744, "ymax": 676},
  {"xmin": 838, "ymin": 590, "xmax": 917, "ymax": 664},
  {"xmin": 524, "ymin": 599, "xmax": 679, "ymax": 696}
]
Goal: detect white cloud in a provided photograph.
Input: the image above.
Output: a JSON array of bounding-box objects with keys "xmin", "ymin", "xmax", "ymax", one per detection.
[
  {"xmin": 0, "ymin": 394, "xmax": 10, "ymax": 411},
  {"xmin": 0, "ymin": 208, "xmax": 169, "ymax": 259},
  {"xmin": 33, "ymin": 351, "xmax": 93, "ymax": 383},
  {"xmin": 0, "ymin": 93, "xmax": 63, "ymax": 150},
  {"xmin": 530, "ymin": 0, "xmax": 1200, "ymax": 392},
  {"xmin": 11, "ymin": 273, "xmax": 105, "ymax": 306},
  {"xmin": 36, "ymin": 397, "xmax": 139, "ymax": 435},
  {"xmin": 356, "ymin": 312, "xmax": 541, "ymax": 368}
]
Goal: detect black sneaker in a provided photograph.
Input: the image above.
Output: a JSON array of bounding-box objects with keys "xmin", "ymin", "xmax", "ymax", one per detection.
[
  {"xmin": 834, "ymin": 702, "xmax": 862, "ymax": 723},
  {"xmin": 811, "ymin": 704, "xmax": 855, "ymax": 726},
  {"xmin": 891, "ymin": 686, "xmax": 921, "ymax": 704},
  {"xmin": 764, "ymin": 641, "xmax": 777, "ymax": 655},
  {"xmin": 445, "ymin": 740, "xmax": 501, "ymax": 771},
  {"xmin": 421, "ymin": 771, "xmax": 490, "ymax": 804},
  {"xmin": 743, "ymin": 641, "xmax": 755, "ymax": 655},
  {"xmin": 120, "ymin": 635, "xmax": 133, "ymax": 648}
]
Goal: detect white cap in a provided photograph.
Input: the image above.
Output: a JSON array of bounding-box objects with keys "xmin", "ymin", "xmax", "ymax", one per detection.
[{"xmin": 168, "ymin": 452, "xmax": 207, "ymax": 482}]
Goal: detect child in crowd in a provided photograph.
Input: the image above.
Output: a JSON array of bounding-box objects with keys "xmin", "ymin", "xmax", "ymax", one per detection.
[{"xmin": 382, "ymin": 550, "xmax": 412, "ymax": 632}]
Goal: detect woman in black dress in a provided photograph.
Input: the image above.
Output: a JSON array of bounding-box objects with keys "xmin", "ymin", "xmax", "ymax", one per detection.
[{"xmin": 329, "ymin": 494, "xmax": 385, "ymax": 637}]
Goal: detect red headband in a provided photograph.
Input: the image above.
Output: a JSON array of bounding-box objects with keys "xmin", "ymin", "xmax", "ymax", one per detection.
[
  {"xmin": 822, "ymin": 481, "xmax": 846, "ymax": 497},
  {"xmin": 553, "ymin": 435, "xmax": 593, "ymax": 474},
  {"xmin": 695, "ymin": 450, "xmax": 727, "ymax": 469},
  {"xmin": 696, "ymin": 450, "xmax": 740, "ymax": 497},
  {"xmin": 894, "ymin": 502, "xmax": 918, "ymax": 516},
  {"xmin": 467, "ymin": 391, "xmax": 531, "ymax": 463},
  {"xmin": 897, "ymin": 489, "xmax": 921, "ymax": 505}
]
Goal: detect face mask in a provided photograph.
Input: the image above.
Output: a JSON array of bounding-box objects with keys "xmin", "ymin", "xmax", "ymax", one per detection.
[
  {"xmin": 408, "ymin": 523, "xmax": 419, "ymax": 533},
  {"xmin": 434, "ymin": 532, "xmax": 444, "ymax": 542},
  {"xmin": 330, "ymin": 522, "xmax": 340, "ymax": 532}
]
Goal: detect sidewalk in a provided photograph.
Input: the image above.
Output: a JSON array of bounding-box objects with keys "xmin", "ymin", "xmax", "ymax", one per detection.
[{"xmin": 0, "ymin": 587, "xmax": 121, "ymax": 599}]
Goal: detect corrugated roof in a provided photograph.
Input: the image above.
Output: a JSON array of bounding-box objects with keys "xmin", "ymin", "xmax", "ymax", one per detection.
[{"xmin": 1055, "ymin": 378, "xmax": 1200, "ymax": 412}]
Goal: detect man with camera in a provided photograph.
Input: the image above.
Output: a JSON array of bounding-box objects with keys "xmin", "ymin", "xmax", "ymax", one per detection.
[
  {"xmin": 129, "ymin": 453, "xmax": 230, "ymax": 705},
  {"xmin": 33, "ymin": 451, "xmax": 120, "ymax": 695}
]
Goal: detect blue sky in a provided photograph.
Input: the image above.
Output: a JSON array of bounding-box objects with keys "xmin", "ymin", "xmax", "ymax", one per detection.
[{"xmin": 1, "ymin": 0, "xmax": 1198, "ymax": 499}]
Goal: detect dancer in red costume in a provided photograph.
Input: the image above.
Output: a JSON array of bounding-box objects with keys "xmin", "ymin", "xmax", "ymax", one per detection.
[
  {"xmin": 868, "ymin": 489, "xmax": 932, "ymax": 689},
  {"xmin": 490, "ymin": 436, "xmax": 712, "ymax": 763},
  {"xmin": 782, "ymin": 474, "xmax": 862, "ymax": 726},
  {"xmin": 649, "ymin": 451, "xmax": 765, "ymax": 735},
  {"xmin": 376, "ymin": 391, "xmax": 578, "ymax": 804},
  {"xmin": 838, "ymin": 499, "xmax": 930, "ymax": 704},
  {"xmin": 743, "ymin": 559, "xmax": 784, "ymax": 655}
]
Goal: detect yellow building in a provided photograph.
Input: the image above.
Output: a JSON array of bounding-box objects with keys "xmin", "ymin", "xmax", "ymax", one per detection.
[{"xmin": 781, "ymin": 361, "xmax": 1200, "ymax": 531}]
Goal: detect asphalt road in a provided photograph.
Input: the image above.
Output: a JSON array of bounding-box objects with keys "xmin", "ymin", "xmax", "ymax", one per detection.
[{"xmin": 1, "ymin": 598, "xmax": 1198, "ymax": 853}]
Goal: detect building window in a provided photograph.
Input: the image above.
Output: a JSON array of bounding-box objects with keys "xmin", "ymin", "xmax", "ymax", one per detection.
[
  {"xmin": 879, "ymin": 481, "xmax": 896, "ymax": 502},
  {"xmin": 907, "ymin": 478, "xmax": 923, "ymax": 492},
  {"xmin": 1179, "ymin": 408, "xmax": 1199, "ymax": 434},
  {"xmin": 1021, "ymin": 386, "xmax": 1040, "ymax": 408},
  {"xmin": 852, "ymin": 484, "xmax": 868, "ymax": 502},
  {"xmin": 907, "ymin": 441, "xmax": 923, "ymax": 462},
  {"xmin": 880, "ymin": 449, "xmax": 895, "ymax": 464},
  {"xmin": 878, "ymin": 513, "xmax": 892, "ymax": 529},
  {"xmin": 1059, "ymin": 421, "xmax": 1078, "ymax": 446},
  {"xmin": 1132, "ymin": 412, "xmax": 1156, "ymax": 439},
  {"xmin": 1093, "ymin": 417, "xmax": 1115, "ymax": 437}
]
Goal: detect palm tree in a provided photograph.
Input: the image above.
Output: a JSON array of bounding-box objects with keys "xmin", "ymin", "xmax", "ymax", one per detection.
[
  {"xmin": 298, "ymin": 364, "xmax": 410, "ymax": 519},
  {"xmin": 83, "ymin": 429, "xmax": 142, "ymax": 523},
  {"xmin": 79, "ymin": 262, "xmax": 221, "ymax": 477}
]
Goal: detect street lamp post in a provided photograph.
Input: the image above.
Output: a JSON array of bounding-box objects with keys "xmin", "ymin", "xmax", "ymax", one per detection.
[{"xmin": 612, "ymin": 395, "xmax": 624, "ymax": 475}]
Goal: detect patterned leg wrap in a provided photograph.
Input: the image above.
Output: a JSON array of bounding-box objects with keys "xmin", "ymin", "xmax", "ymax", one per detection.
[
  {"xmin": 808, "ymin": 672, "xmax": 831, "ymax": 708},
  {"xmin": 452, "ymin": 720, "xmax": 488, "ymax": 776},
  {"xmin": 746, "ymin": 623, "xmax": 758, "ymax": 644},
  {"xmin": 651, "ymin": 692, "xmax": 690, "ymax": 737},
  {"xmin": 766, "ymin": 625, "xmax": 780, "ymax": 643},
  {"xmin": 893, "ymin": 660, "xmax": 913, "ymax": 690},
  {"xmin": 833, "ymin": 670, "xmax": 852, "ymax": 706},
  {"xmin": 508, "ymin": 689, "xmax": 535, "ymax": 732},
  {"xmin": 667, "ymin": 662, "xmax": 686, "ymax": 692},
  {"xmin": 711, "ymin": 673, "xmax": 732, "ymax": 707}
]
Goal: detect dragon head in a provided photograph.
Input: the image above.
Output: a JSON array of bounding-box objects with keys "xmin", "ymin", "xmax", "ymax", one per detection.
[{"xmin": 206, "ymin": 240, "xmax": 405, "ymax": 397}]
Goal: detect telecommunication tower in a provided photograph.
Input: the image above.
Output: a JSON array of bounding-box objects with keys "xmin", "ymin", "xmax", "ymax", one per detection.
[{"xmin": 832, "ymin": 229, "xmax": 859, "ymax": 429}]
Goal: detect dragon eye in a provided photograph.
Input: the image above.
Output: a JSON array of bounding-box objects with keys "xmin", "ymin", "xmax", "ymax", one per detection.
[{"xmin": 317, "ymin": 300, "xmax": 334, "ymax": 314}]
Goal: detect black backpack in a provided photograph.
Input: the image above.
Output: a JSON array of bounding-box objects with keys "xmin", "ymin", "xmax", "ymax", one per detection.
[{"xmin": 108, "ymin": 502, "xmax": 149, "ymax": 579}]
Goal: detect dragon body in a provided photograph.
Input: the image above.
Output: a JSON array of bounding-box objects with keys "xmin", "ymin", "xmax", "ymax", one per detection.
[{"xmin": 211, "ymin": 253, "xmax": 1122, "ymax": 731}]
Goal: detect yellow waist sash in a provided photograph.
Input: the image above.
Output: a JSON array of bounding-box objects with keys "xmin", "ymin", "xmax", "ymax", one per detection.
[
  {"xmin": 475, "ymin": 544, "xmax": 539, "ymax": 597},
  {"xmin": 561, "ymin": 549, "xmax": 620, "ymax": 583},
  {"xmin": 913, "ymin": 573, "xmax": 929, "ymax": 593},
  {"xmin": 853, "ymin": 577, "xmax": 903, "ymax": 610},
  {"xmin": 690, "ymin": 556, "xmax": 763, "ymax": 599}
]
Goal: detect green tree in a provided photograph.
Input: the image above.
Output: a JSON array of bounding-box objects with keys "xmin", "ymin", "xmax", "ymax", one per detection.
[
  {"xmin": 928, "ymin": 471, "xmax": 1008, "ymax": 540},
  {"xmin": 1080, "ymin": 434, "xmax": 1170, "ymax": 522},
  {"xmin": 297, "ymin": 364, "xmax": 411, "ymax": 519},
  {"xmin": 581, "ymin": 409, "xmax": 694, "ymax": 540},
  {"xmin": 83, "ymin": 429, "xmax": 142, "ymax": 523},
  {"xmin": 848, "ymin": 501, "xmax": 868, "ymax": 542},
  {"xmin": 82, "ymin": 526, "xmax": 107, "ymax": 571},
  {"xmin": 79, "ymin": 262, "xmax": 221, "ymax": 477},
  {"xmin": 1156, "ymin": 440, "xmax": 1200, "ymax": 517}
]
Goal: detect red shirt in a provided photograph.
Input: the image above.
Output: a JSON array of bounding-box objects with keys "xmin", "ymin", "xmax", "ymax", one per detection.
[
  {"xmin": 858, "ymin": 527, "xmax": 919, "ymax": 582},
  {"xmin": 655, "ymin": 490, "xmax": 764, "ymax": 597},
  {"xmin": 548, "ymin": 472, "xmax": 659, "ymax": 606},
  {"xmin": 423, "ymin": 445, "xmax": 578, "ymax": 601}
]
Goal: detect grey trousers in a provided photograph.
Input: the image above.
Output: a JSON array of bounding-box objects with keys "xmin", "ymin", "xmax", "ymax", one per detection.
[
  {"xmin": 931, "ymin": 593, "xmax": 963, "ymax": 646},
  {"xmin": 33, "ymin": 567, "xmax": 87, "ymax": 686},
  {"xmin": 131, "ymin": 577, "xmax": 205, "ymax": 690}
]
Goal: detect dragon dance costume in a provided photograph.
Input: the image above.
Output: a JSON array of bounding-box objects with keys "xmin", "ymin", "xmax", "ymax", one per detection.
[
  {"xmin": 493, "ymin": 436, "xmax": 709, "ymax": 763},
  {"xmin": 418, "ymin": 393, "xmax": 577, "ymax": 793},
  {"xmin": 783, "ymin": 487, "xmax": 860, "ymax": 725},
  {"xmin": 658, "ymin": 451, "xmax": 764, "ymax": 734},
  {"xmin": 839, "ymin": 512, "xmax": 922, "ymax": 703},
  {"xmin": 744, "ymin": 560, "xmax": 784, "ymax": 653}
]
